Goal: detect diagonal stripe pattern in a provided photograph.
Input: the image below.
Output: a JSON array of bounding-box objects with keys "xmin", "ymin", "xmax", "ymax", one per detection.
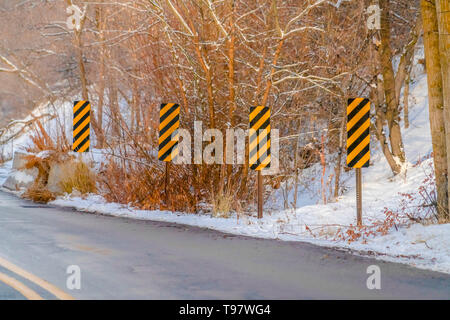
[
  {"xmin": 158, "ymin": 103, "xmax": 180, "ymax": 162},
  {"xmin": 73, "ymin": 101, "xmax": 90, "ymax": 153},
  {"xmin": 347, "ymin": 98, "xmax": 370, "ymax": 168},
  {"xmin": 249, "ymin": 106, "xmax": 271, "ymax": 171}
]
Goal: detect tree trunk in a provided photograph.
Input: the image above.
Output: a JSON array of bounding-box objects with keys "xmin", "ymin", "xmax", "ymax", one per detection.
[
  {"xmin": 379, "ymin": 0, "xmax": 406, "ymax": 173},
  {"xmin": 75, "ymin": 33, "xmax": 88, "ymax": 101},
  {"xmin": 373, "ymin": 67, "xmax": 402, "ymax": 173},
  {"xmin": 436, "ymin": 0, "xmax": 450, "ymax": 220},
  {"xmin": 109, "ymin": 77, "xmax": 120, "ymax": 139},
  {"xmin": 334, "ymin": 104, "xmax": 346, "ymax": 199},
  {"xmin": 421, "ymin": 0, "xmax": 448, "ymax": 220},
  {"xmin": 131, "ymin": 79, "xmax": 141, "ymax": 132},
  {"xmin": 293, "ymin": 119, "xmax": 302, "ymax": 208},
  {"xmin": 66, "ymin": 0, "xmax": 89, "ymax": 101},
  {"xmin": 403, "ymin": 72, "xmax": 411, "ymax": 129},
  {"xmin": 94, "ymin": 3, "xmax": 105, "ymax": 148}
]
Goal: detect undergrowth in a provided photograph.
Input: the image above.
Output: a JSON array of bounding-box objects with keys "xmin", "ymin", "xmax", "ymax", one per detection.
[
  {"xmin": 98, "ymin": 160, "xmax": 198, "ymax": 212},
  {"xmin": 24, "ymin": 183, "xmax": 56, "ymax": 203}
]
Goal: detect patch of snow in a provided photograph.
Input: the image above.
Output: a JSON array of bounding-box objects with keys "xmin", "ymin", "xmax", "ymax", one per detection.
[
  {"xmin": 50, "ymin": 185, "xmax": 450, "ymax": 274},
  {"xmin": 0, "ymin": 161, "xmax": 12, "ymax": 185},
  {"xmin": 12, "ymin": 170, "xmax": 35, "ymax": 184}
]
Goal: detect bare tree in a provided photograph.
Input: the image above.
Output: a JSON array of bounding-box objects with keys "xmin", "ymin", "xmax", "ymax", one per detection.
[
  {"xmin": 421, "ymin": 0, "xmax": 448, "ymax": 221},
  {"xmin": 436, "ymin": 0, "xmax": 450, "ymax": 220},
  {"xmin": 374, "ymin": 0, "xmax": 421, "ymax": 175}
]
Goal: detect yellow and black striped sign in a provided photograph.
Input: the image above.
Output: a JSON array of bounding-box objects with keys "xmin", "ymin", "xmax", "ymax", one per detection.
[
  {"xmin": 158, "ymin": 103, "xmax": 180, "ymax": 162},
  {"xmin": 347, "ymin": 98, "xmax": 370, "ymax": 168},
  {"xmin": 249, "ymin": 106, "xmax": 271, "ymax": 171},
  {"xmin": 73, "ymin": 100, "xmax": 90, "ymax": 153}
]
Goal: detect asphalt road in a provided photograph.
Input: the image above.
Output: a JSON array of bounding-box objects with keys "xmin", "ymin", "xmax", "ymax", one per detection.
[{"xmin": 0, "ymin": 190, "xmax": 448, "ymax": 300}]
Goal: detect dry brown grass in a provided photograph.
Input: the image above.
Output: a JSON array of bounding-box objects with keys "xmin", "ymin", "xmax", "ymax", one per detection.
[
  {"xmin": 23, "ymin": 183, "xmax": 56, "ymax": 203},
  {"xmin": 98, "ymin": 160, "xmax": 199, "ymax": 212},
  {"xmin": 212, "ymin": 187, "xmax": 237, "ymax": 218},
  {"xmin": 26, "ymin": 119, "xmax": 70, "ymax": 154},
  {"xmin": 59, "ymin": 161, "xmax": 97, "ymax": 195}
]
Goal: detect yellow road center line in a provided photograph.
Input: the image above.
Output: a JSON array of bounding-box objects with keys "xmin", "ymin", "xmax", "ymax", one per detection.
[
  {"xmin": 0, "ymin": 272, "xmax": 44, "ymax": 300},
  {"xmin": 0, "ymin": 257, "xmax": 75, "ymax": 300}
]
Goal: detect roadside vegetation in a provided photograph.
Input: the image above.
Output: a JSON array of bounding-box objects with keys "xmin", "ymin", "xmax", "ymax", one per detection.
[{"xmin": 0, "ymin": 0, "xmax": 449, "ymax": 228}]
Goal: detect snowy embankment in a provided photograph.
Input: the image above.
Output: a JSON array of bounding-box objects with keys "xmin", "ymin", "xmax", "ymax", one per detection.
[{"xmin": 1, "ymin": 50, "xmax": 449, "ymax": 274}]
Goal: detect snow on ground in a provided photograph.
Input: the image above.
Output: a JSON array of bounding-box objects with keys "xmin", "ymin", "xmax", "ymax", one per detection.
[
  {"xmin": 0, "ymin": 161, "xmax": 11, "ymax": 185},
  {"xmin": 1, "ymin": 47, "xmax": 449, "ymax": 274}
]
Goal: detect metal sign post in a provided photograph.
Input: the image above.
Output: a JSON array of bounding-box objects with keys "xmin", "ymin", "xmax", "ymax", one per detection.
[
  {"xmin": 249, "ymin": 106, "xmax": 271, "ymax": 219},
  {"xmin": 257, "ymin": 171, "xmax": 263, "ymax": 219},
  {"xmin": 356, "ymin": 168, "xmax": 362, "ymax": 226},
  {"xmin": 165, "ymin": 162, "xmax": 170, "ymax": 205},
  {"xmin": 346, "ymin": 98, "xmax": 370, "ymax": 226},
  {"xmin": 158, "ymin": 103, "xmax": 180, "ymax": 207}
]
